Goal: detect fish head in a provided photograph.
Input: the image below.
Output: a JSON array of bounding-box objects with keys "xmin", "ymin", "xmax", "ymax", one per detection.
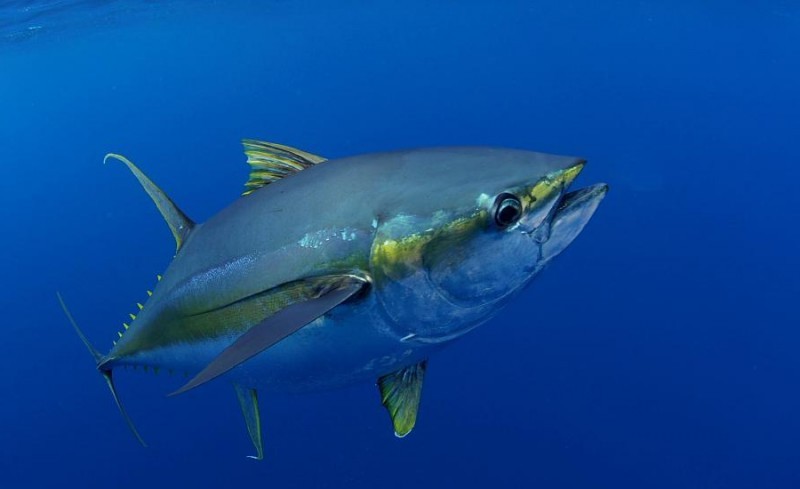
[{"xmin": 369, "ymin": 147, "xmax": 608, "ymax": 343}]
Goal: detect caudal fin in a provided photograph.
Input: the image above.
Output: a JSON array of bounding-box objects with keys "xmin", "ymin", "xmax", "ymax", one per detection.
[{"xmin": 56, "ymin": 292, "xmax": 147, "ymax": 447}]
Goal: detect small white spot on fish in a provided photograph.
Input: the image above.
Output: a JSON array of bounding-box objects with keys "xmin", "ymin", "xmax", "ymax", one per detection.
[
  {"xmin": 301, "ymin": 228, "xmax": 360, "ymax": 248},
  {"xmin": 305, "ymin": 317, "xmax": 326, "ymax": 329}
]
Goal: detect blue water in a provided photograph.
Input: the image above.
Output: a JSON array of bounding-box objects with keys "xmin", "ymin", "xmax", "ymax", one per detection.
[{"xmin": 2, "ymin": 1, "xmax": 799, "ymax": 487}]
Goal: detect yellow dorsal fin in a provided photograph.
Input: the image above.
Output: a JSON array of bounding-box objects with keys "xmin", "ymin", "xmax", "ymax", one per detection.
[
  {"xmin": 241, "ymin": 139, "xmax": 326, "ymax": 196},
  {"xmin": 104, "ymin": 153, "xmax": 195, "ymax": 252}
]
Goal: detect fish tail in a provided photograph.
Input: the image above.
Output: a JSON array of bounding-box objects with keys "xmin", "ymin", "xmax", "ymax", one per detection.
[{"xmin": 56, "ymin": 292, "xmax": 147, "ymax": 447}]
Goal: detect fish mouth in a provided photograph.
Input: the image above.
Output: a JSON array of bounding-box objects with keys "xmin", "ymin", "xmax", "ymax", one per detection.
[
  {"xmin": 522, "ymin": 159, "xmax": 587, "ymax": 241},
  {"xmin": 539, "ymin": 182, "xmax": 608, "ymax": 261},
  {"xmin": 556, "ymin": 183, "xmax": 609, "ymax": 215}
]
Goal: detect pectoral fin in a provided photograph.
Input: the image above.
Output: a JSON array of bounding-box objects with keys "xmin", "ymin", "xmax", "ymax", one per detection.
[
  {"xmin": 234, "ymin": 385, "xmax": 264, "ymax": 460},
  {"xmin": 378, "ymin": 360, "xmax": 427, "ymax": 438},
  {"xmin": 170, "ymin": 275, "xmax": 368, "ymax": 396}
]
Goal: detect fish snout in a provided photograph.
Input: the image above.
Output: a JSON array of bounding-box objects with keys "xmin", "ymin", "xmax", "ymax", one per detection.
[{"xmin": 539, "ymin": 183, "xmax": 609, "ymax": 262}]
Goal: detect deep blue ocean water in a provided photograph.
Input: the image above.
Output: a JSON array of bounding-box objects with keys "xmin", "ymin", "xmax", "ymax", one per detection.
[{"xmin": 1, "ymin": 1, "xmax": 798, "ymax": 487}]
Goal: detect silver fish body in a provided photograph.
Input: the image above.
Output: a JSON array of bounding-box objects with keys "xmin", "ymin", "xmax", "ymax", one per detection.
[{"xmin": 63, "ymin": 142, "xmax": 608, "ymax": 454}]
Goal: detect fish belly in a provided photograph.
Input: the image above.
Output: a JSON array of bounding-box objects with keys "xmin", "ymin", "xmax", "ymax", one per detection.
[{"xmin": 128, "ymin": 298, "xmax": 438, "ymax": 392}]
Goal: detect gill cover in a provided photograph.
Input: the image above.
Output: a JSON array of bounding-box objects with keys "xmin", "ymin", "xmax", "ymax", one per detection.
[{"xmin": 427, "ymin": 161, "xmax": 589, "ymax": 305}]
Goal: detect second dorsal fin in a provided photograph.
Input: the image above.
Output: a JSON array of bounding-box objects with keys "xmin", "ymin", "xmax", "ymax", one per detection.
[
  {"xmin": 241, "ymin": 139, "xmax": 326, "ymax": 195},
  {"xmin": 105, "ymin": 153, "xmax": 195, "ymax": 252}
]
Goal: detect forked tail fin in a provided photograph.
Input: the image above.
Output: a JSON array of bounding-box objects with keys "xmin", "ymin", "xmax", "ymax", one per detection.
[{"xmin": 56, "ymin": 292, "xmax": 147, "ymax": 447}]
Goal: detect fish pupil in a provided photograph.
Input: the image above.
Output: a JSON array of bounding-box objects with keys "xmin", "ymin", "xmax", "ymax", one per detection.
[{"xmin": 494, "ymin": 194, "xmax": 522, "ymax": 227}]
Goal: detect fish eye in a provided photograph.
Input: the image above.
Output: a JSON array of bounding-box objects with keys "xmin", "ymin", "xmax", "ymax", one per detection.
[{"xmin": 493, "ymin": 193, "xmax": 523, "ymax": 228}]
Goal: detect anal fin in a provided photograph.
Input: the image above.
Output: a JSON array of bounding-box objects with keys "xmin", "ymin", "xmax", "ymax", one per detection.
[
  {"xmin": 234, "ymin": 385, "xmax": 263, "ymax": 460},
  {"xmin": 378, "ymin": 360, "xmax": 427, "ymax": 438}
]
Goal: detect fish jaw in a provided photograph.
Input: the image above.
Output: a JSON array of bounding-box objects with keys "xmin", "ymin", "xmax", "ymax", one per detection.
[{"xmin": 539, "ymin": 183, "xmax": 609, "ymax": 263}]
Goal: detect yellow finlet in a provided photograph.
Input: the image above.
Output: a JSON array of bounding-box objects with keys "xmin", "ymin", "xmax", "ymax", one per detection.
[
  {"xmin": 129, "ymin": 313, "xmax": 136, "ymax": 321},
  {"xmin": 147, "ymin": 290, "xmax": 153, "ymax": 296},
  {"xmin": 123, "ymin": 323, "xmax": 129, "ymax": 330},
  {"xmin": 137, "ymin": 303, "xmax": 144, "ymax": 310}
]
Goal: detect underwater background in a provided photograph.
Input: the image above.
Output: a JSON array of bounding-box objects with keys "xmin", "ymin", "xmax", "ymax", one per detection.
[{"xmin": 1, "ymin": 1, "xmax": 798, "ymax": 487}]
